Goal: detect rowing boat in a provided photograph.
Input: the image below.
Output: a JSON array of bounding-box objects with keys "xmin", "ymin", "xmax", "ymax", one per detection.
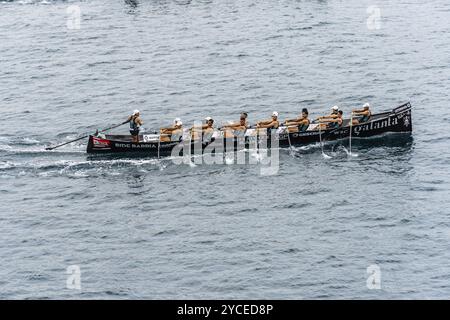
[{"xmin": 86, "ymin": 102, "xmax": 412, "ymax": 155}]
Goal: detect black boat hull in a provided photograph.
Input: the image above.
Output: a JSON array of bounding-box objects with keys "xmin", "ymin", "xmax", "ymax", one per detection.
[{"xmin": 87, "ymin": 102, "xmax": 412, "ymax": 156}]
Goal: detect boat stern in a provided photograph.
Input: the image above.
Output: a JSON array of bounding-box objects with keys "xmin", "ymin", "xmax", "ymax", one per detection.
[{"xmin": 86, "ymin": 135, "xmax": 113, "ymax": 153}]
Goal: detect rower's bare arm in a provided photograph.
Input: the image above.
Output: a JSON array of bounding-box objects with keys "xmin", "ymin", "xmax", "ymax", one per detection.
[
  {"xmin": 257, "ymin": 122, "xmax": 268, "ymax": 128},
  {"xmin": 257, "ymin": 120, "xmax": 272, "ymax": 126},
  {"xmin": 285, "ymin": 120, "xmax": 301, "ymax": 126},
  {"xmin": 352, "ymin": 108, "xmax": 366, "ymax": 113},
  {"xmin": 227, "ymin": 124, "xmax": 246, "ymax": 131},
  {"xmin": 222, "ymin": 123, "xmax": 239, "ymax": 130},
  {"xmin": 191, "ymin": 124, "xmax": 209, "ymax": 131},
  {"xmin": 353, "ymin": 110, "xmax": 369, "ymax": 117},
  {"xmin": 161, "ymin": 127, "xmax": 176, "ymax": 134},
  {"xmin": 258, "ymin": 121, "xmax": 277, "ymax": 129}
]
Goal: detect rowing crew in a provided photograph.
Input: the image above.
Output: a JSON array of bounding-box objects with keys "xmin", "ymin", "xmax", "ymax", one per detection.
[
  {"xmin": 126, "ymin": 104, "xmax": 372, "ymax": 142},
  {"xmin": 316, "ymin": 103, "xmax": 371, "ymax": 129}
]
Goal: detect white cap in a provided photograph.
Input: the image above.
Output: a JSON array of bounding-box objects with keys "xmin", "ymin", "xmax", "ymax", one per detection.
[
  {"xmin": 331, "ymin": 105, "xmax": 339, "ymax": 111},
  {"xmin": 363, "ymin": 103, "xmax": 370, "ymax": 108},
  {"xmin": 205, "ymin": 116, "xmax": 213, "ymax": 121},
  {"xmin": 174, "ymin": 118, "xmax": 182, "ymax": 126},
  {"xmin": 272, "ymin": 111, "xmax": 279, "ymax": 117},
  {"xmin": 133, "ymin": 109, "xmax": 140, "ymax": 115}
]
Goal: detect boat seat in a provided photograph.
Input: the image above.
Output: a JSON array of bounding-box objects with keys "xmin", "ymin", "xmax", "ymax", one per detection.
[{"xmin": 307, "ymin": 124, "xmax": 319, "ymax": 131}]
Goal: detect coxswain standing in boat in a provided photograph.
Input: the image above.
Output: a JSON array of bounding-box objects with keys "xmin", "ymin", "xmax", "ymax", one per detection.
[
  {"xmin": 352, "ymin": 103, "xmax": 372, "ymax": 124},
  {"xmin": 160, "ymin": 118, "xmax": 183, "ymax": 142},
  {"xmin": 284, "ymin": 108, "xmax": 310, "ymax": 132},
  {"xmin": 221, "ymin": 112, "xmax": 249, "ymax": 138},
  {"xmin": 256, "ymin": 111, "xmax": 280, "ymax": 134},
  {"xmin": 127, "ymin": 110, "xmax": 144, "ymax": 143}
]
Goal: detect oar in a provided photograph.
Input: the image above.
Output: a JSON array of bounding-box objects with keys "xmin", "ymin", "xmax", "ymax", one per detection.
[
  {"xmin": 346, "ymin": 113, "xmax": 359, "ymax": 158},
  {"xmin": 157, "ymin": 132, "xmax": 161, "ymax": 159},
  {"xmin": 318, "ymin": 121, "xmax": 324, "ymax": 152},
  {"xmin": 285, "ymin": 125, "xmax": 295, "ymax": 157},
  {"xmin": 187, "ymin": 127, "xmax": 196, "ymax": 167},
  {"xmin": 45, "ymin": 121, "xmax": 129, "ymax": 151},
  {"xmin": 349, "ymin": 114, "xmax": 353, "ymax": 156},
  {"xmin": 318, "ymin": 121, "xmax": 332, "ymax": 159}
]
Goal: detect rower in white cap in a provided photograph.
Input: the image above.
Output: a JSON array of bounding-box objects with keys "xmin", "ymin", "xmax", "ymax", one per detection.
[
  {"xmin": 316, "ymin": 105, "xmax": 341, "ymax": 129},
  {"xmin": 160, "ymin": 118, "xmax": 183, "ymax": 142},
  {"xmin": 190, "ymin": 116, "xmax": 215, "ymax": 141},
  {"xmin": 321, "ymin": 106, "xmax": 339, "ymax": 118},
  {"xmin": 126, "ymin": 109, "xmax": 144, "ymax": 143},
  {"xmin": 256, "ymin": 111, "xmax": 280, "ymax": 131},
  {"xmin": 352, "ymin": 103, "xmax": 372, "ymax": 124}
]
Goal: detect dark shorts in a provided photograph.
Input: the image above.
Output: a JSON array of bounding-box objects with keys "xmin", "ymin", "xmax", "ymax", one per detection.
[
  {"xmin": 130, "ymin": 130, "xmax": 140, "ymax": 136},
  {"xmin": 356, "ymin": 116, "xmax": 370, "ymax": 123},
  {"xmin": 327, "ymin": 123, "xmax": 339, "ymax": 129}
]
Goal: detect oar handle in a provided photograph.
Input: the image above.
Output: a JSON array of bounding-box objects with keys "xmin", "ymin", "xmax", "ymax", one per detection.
[{"xmin": 100, "ymin": 120, "xmax": 129, "ymax": 132}]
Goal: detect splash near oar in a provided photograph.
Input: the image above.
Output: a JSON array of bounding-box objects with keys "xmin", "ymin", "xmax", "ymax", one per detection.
[
  {"xmin": 45, "ymin": 121, "xmax": 128, "ymax": 151},
  {"xmin": 285, "ymin": 125, "xmax": 295, "ymax": 157},
  {"xmin": 318, "ymin": 120, "xmax": 332, "ymax": 159}
]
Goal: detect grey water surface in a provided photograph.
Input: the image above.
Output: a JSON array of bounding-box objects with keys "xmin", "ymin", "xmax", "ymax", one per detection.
[{"xmin": 1, "ymin": 0, "xmax": 450, "ymax": 299}]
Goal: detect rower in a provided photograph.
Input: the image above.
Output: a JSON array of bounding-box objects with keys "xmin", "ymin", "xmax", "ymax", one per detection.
[
  {"xmin": 160, "ymin": 118, "xmax": 183, "ymax": 142},
  {"xmin": 203, "ymin": 117, "xmax": 215, "ymax": 142},
  {"xmin": 316, "ymin": 106, "xmax": 340, "ymax": 130},
  {"xmin": 221, "ymin": 112, "xmax": 249, "ymax": 138},
  {"xmin": 240, "ymin": 112, "xmax": 249, "ymax": 128},
  {"xmin": 191, "ymin": 117, "xmax": 215, "ymax": 142},
  {"xmin": 317, "ymin": 105, "xmax": 339, "ymax": 121},
  {"xmin": 320, "ymin": 110, "xmax": 343, "ymax": 129},
  {"xmin": 352, "ymin": 103, "xmax": 372, "ymax": 124},
  {"xmin": 284, "ymin": 108, "xmax": 310, "ymax": 132},
  {"xmin": 256, "ymin": 111, "xmax": 279, "ymax": 134},
  {"xmin": 127, "ymin": 110, "xmax": 144, "ymax": 143}
]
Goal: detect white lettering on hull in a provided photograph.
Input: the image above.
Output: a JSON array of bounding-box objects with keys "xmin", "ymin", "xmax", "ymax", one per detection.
[{"xmin": 353, "ymin": 116, "xmax": 398, "ymax": 136}]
